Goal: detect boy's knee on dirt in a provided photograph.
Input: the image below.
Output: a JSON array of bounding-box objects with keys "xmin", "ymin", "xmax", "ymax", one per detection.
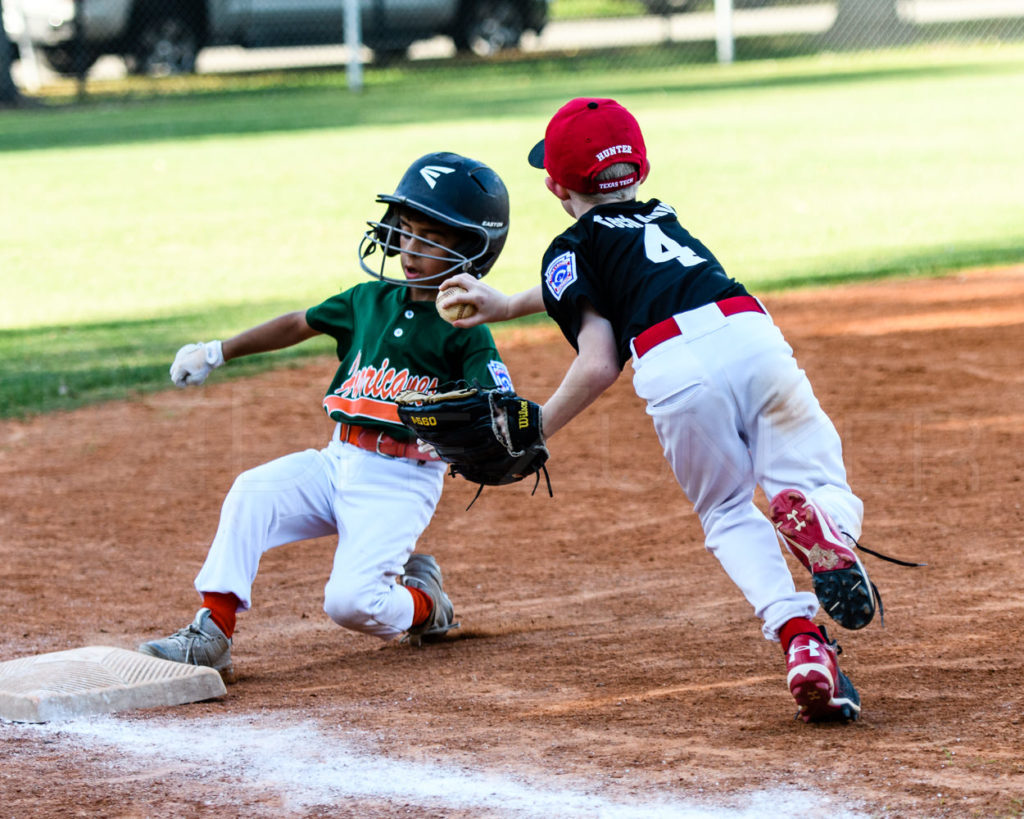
[{"xmin": 323, "ymin": 574, "xmax": 399, "ymax": 632}]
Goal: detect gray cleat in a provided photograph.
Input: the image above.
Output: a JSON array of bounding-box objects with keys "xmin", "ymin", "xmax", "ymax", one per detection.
[
  {"xmin": 138, "ymin": 608, "xmax": 236, "ymax": 683},
  {"xmin": 402, "ymin": 553, "xmax": 458, "ymax": 646}
]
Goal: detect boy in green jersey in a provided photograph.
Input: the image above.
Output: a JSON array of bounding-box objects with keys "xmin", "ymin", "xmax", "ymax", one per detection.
[{"xmin": 139, "ymin": 153, "xmax": 513, "ymax": 681}]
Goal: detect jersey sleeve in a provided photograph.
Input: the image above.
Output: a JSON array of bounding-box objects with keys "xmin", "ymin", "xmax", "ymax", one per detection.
[
  {"xmin": 305, "ymin": 290, "xmax": 355, "ymax": 343},
  {"xmin": 539, "ymin": 237, "xmax": 600, "ymax": 352}
]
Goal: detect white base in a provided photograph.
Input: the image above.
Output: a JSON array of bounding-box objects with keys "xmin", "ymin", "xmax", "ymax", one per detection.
[{"xmin": 0, "ymin": 645, "xmax": 227, "ymax": 723}]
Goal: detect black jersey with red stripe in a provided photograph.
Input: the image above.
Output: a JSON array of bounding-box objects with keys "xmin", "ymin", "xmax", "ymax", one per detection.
[{"xmin": 540, "ymin": 199, "xmax": 747, "ymax": 368}]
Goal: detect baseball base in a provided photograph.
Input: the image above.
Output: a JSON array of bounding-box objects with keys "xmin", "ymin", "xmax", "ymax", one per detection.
[{"xmin": 436, "ymin": 286, "xmax": 476, "ymax": 324}]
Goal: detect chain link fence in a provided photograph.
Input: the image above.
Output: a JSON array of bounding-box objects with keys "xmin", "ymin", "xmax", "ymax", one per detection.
[{"xmin": 3, "ymin": 0, "xmax": 1024, "ymax": 99}]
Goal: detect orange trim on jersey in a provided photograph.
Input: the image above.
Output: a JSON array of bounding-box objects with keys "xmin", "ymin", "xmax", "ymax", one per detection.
[{"xmin": 323, "ymin": 394, "xmax": 400, "ymax": 424}]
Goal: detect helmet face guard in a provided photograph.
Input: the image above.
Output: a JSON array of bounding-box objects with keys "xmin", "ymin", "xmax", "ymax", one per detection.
[
  {"xmin": 358, "ymin": 152, "xmax": 509, "ymax": 290},
  {"xmin": 358, "ymin": 204, "xmax": 492, "ymax": 290}
]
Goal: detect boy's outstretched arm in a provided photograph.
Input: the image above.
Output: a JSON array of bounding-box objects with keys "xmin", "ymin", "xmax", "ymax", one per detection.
[
  {"xmin": 222, "ymin": 311, "xmax": 320, "ymax": 360},
  {"xmin": 171, "ymin": 311, "xmax": 321, "ymax": 388},
  {"xmin": 540, "ymin": 302, "xmax": 620, "ymax": 438},
  {"xmin": 438, "ymin": 273, "xmax": 544, "ymax": 328}
]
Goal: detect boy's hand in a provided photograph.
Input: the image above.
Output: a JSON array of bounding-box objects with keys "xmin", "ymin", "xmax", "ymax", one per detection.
[
  {"xmin": 437, "ymin": 274, "xmax": 509, "ymax": 328},
  {"xmin": 170, "ymin": 340, "xmax": 224, "ymax": 387}
]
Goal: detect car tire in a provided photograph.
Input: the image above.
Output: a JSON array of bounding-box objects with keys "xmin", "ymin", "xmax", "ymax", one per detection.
[
  {"xmin": 372, "ymin": 44, "xmax": 410, "ymax": 65},
  {"xmin": 40, "ymin": 44, "xmax": 98, "ymax": 77},
  {"xmin": 454, "ymin": 0, "xmax": 525, "ymax": 57},
  {"xmin": 642, "ymin": 0, "xmax": 696, "ymax": 14},
  {"xmin": 124, "ymin": 11, "xmax": 199, "ymax": 77}
]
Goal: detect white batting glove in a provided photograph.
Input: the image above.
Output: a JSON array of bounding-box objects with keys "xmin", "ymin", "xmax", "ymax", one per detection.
[
  {"xmin": 416, "ymin": 439, "xmax": 439, "ymax": 460},
  {"xmin": 170, "ymin": 340, "xmax": 224, "ymax": 388}
]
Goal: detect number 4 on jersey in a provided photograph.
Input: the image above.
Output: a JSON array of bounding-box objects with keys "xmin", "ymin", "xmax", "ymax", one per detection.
[{"xmin": 643, "ymin": 224, "xmax": 706, "ymax": 268}]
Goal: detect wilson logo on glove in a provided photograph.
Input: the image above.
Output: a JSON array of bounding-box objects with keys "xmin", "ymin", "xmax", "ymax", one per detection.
[{"xmin": 517, "ymin": 401, "xmax": 530, "ymax": 429}]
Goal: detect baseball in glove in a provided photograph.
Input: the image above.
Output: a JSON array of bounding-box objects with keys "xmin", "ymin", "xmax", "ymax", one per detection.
[{"xmin": 396, "ymin": 386, "xmax": 551, "ymax": 503}]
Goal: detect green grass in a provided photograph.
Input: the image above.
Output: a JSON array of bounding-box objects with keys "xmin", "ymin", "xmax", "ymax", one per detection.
[
  {"xmin": 1, "ymin": 43, "xmax": 1023, "ymax": 417},
  {"xmin": 553, "ymin": 0, "xmax": 649, "ymax": 20}
]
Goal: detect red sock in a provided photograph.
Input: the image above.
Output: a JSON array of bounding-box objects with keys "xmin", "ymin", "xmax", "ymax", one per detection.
[
  {"xmin": 202, "ymin": 591, "xmax": 240, "ymax": 638},
  {"xmin": 406, "ymin": 585, "xmax": 434, "ymax": 627},
  {"xmin": 779, "ymin": 617, "xmax": 823, "ymax": 652}
]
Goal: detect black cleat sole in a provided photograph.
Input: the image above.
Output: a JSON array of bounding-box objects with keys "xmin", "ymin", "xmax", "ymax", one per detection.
[{"xmin": 813, "ymin": 566, "xmax": 876, "ymax": 630}]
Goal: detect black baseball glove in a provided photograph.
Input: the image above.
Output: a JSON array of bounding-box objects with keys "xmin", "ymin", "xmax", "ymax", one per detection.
[{"xmin": 396, "ymin": 386, "xmax": 550, "ymax": 500}]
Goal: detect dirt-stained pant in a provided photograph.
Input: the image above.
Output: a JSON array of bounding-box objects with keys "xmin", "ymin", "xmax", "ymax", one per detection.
[{"xmin": 194, "ymin": 426, "xmax": 446, "ymax": 640}]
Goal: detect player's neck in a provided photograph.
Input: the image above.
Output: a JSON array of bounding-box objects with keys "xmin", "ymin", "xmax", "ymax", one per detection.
[
  {"xmin": 566, "ymin": 194, "xmax": 638, "ymax": 220},
  {"xmin": 408, "ymin": 285, "xmax": 435, "ymax": 302}
]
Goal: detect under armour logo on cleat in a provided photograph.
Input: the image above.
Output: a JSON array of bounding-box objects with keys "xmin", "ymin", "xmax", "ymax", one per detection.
[
  {"xmin": 785, "ymin": 511, "xmax": 807, "ymax": 531},
  {"xmin": 789, "ymin": 643, "xmax": 823, "ymax": 661}
]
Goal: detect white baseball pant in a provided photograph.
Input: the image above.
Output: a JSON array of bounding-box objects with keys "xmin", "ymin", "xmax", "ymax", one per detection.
[
  {"xmin": 194, "ymin": 426, "xmax": 446, "ymax": 640},
  {"xmin": 631, "ymin": 300, "xmax": 863, "ymax": 641}
]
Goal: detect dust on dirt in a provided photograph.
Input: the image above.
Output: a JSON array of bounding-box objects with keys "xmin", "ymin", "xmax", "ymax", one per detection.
[{"xmin": 2, "ymin": 268, "xmax": 1023, "ymax": 817}]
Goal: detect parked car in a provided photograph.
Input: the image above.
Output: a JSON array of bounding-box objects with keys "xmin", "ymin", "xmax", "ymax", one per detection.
[
  {"xmin": 640, "ymin": 0, "xmax": 774, "ymax": 15},
  {"xmin": 14, "ymin": 0, "xmax": 549, "ymax": 77}
]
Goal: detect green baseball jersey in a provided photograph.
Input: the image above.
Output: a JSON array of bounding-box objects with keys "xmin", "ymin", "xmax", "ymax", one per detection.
[{"xmin": 305, "ymin": 281, "xmax": 512, "ymax": 442}]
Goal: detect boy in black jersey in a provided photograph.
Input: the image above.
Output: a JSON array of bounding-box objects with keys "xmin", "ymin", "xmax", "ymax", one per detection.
[{"xmin": 439, "ymin": 98, "xmax": 879, "ymax": 723}]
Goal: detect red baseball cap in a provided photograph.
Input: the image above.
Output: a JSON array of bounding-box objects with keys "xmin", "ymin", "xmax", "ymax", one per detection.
[{"xmin": 527, "ymin": 98, "xmax": 650, "ymax": 195}]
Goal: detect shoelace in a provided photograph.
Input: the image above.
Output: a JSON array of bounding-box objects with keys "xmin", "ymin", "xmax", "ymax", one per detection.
[
  {"xmin": 841, "ymin": 534, "xmax": 927, "ymax": 628},
  {"xmin": 846, "ymin": 536, "xmax": 928, "ymax": 568},
  {"xmin": 818, "ymin": 624, "xmax": 841, "ymax": 654},
  {"xmin": 463, "ymin": 464, "xmax": 553, "ymax": 511},
  {"xmin": 176, "ymin": 623, "xmax": 207, "ymax": 663}
]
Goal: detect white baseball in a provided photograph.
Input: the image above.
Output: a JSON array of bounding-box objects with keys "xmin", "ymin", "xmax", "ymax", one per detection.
[{"xmin": 436, "ymin": 286, "xmax": 476, "ymax": 324}]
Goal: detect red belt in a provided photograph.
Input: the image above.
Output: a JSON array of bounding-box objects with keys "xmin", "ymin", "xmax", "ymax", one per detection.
[
  {"xmin": 339, "ymin": 424, "xmax": 436, "ymax": 462},
  {"xmin": 632, "ymin": 296, "xmax": 765, "ymax": 359}
]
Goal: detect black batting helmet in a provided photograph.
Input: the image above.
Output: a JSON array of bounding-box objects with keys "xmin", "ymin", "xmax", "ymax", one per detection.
[{"xmin": 359, "ymin": 152, "xmax": 510, "ymax": 288}]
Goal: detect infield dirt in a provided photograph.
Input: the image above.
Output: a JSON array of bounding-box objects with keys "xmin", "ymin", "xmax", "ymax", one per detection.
[{"xmin": 2, "ymin": 268, "xmax": 1023, "ymax": 817}]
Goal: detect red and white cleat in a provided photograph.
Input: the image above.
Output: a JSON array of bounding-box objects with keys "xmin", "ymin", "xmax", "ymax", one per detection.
[
  {"xmin": 786, "ymin": 628, "xmax": 861, "ymax": 723},
  {"xmin": 770, "ymin": 488, "xmax": 879, "ymax": 630}
]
